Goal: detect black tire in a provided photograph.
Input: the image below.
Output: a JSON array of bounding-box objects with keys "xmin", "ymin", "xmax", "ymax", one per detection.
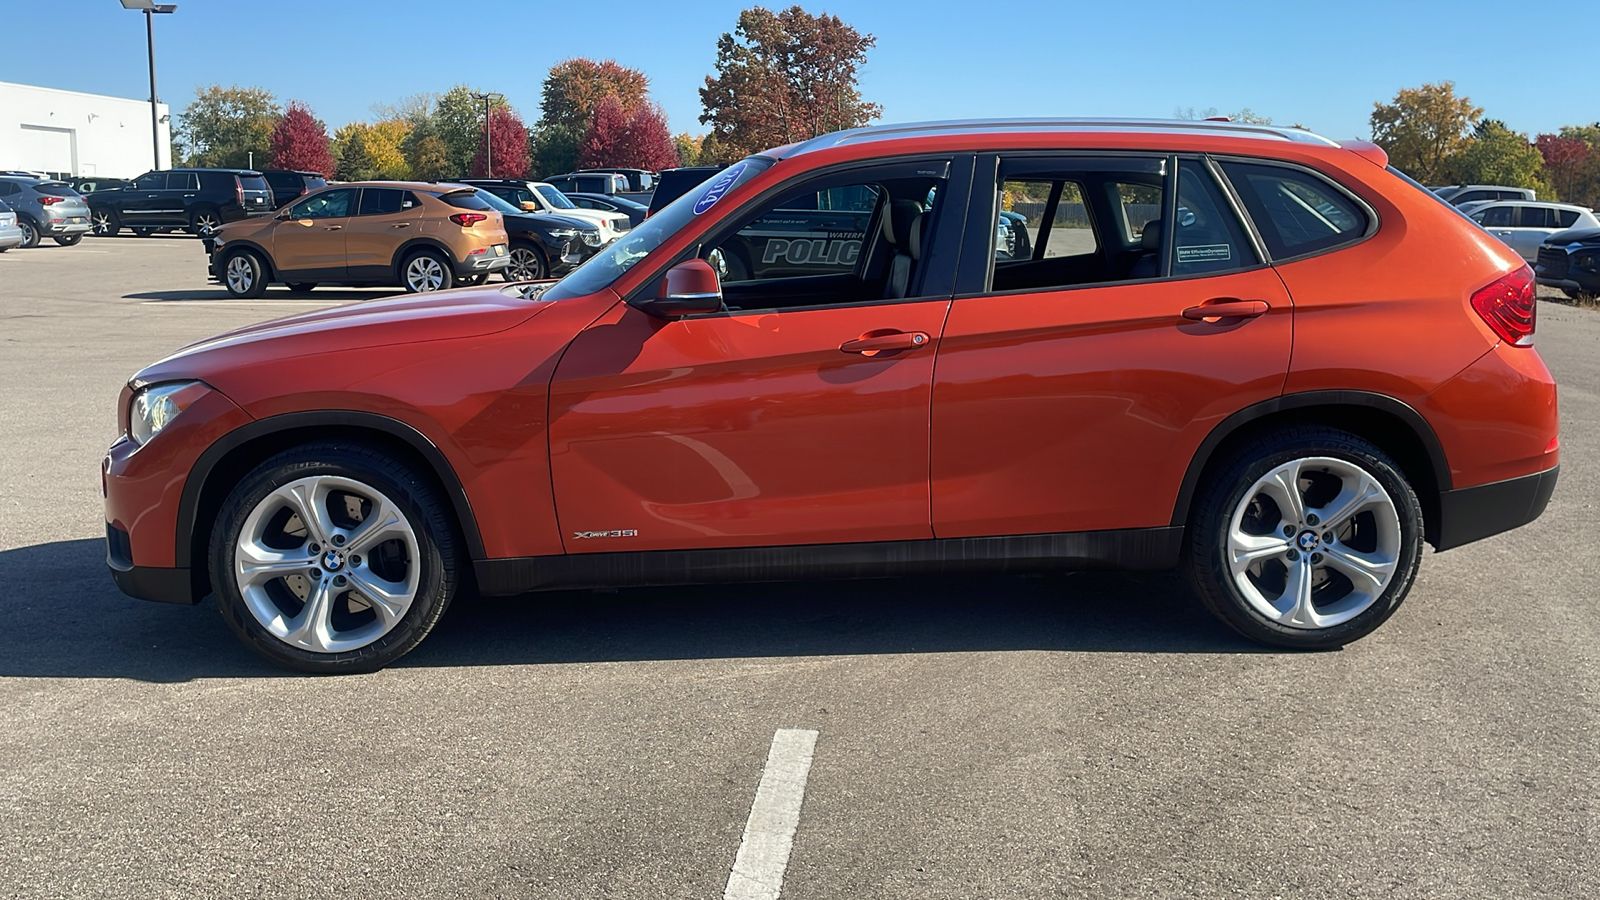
[
  {"xmin": 286, "ymin": 282, "xmax": 317, "ymax": 293},
  {"xmin": 209, "ymin": 442, "xmax": 459, "ymax": 674},
  {"xmin": 221, "ymin": 249, "xmax": 269, "ymax": 298},
  {"xmin": 461, "ymin": 272, "xmax": 490, "ymax": 286},
  {"xmin": 91, "ymin": 209, "xmax": 120, "ymax": 237},
  {"xmin": 189, "ymin": 206, "xmax": 222, "ymax": 237},
  {"xmin": 1183, "ymin": 426, "xmax": 1424, "ymax": 649},
  {"xmin": 502, "ymin": 241, "xmax": 547, "ymax": 281},
  {"xmin": 18, "ymin": 218, "xmax": 40, "ymax": 249},
  {"xmin": 401, "ymin": 248, "xmax": 454, "ymax": 292},
  {"xmin": 53, "ymin": 234, "xmax": 83, "ymax": 246},
  {"xmin": 132, "ymin": 227, "xmax": 156, "ymax": 237}
]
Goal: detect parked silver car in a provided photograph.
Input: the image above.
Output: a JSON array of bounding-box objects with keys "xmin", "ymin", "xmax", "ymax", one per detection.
[
  {"xmin": 0, "ymin": 198, "xmax": 22, "ymax": 251},
  {"xmin": 0, "ymin": 176, "xmax": 92, "ymax": 247},
  {"xmin": 1466, "ymin": 200, "xmax": 1600, "ymax": 263},
  {"xmin": 1433, "ymin": 184, "xmax": 1538, "ymax": 206}
]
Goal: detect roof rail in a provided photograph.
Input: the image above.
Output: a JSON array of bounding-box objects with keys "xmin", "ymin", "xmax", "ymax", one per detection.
[{"xmin": 781, "ymin": 117, "xmax": 1341, "ymax": 158}]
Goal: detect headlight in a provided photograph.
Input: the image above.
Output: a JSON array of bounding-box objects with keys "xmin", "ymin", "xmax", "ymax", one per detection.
[
  {"xmin": 547, "ymin": 228, "xmax": 577, "ymax": 240},
  {"xmin": 129, "ymin": 381, "xmax": 203, "ymax": 445},
  {"xmin": 581, "ymin": 231, "xmax": 603, "ymax": 247}
]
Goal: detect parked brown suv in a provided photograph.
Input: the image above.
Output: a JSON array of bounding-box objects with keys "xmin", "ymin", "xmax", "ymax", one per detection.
[{"xmin": 207, "ymin": 182, "xmax": 510, "ymax": 297}]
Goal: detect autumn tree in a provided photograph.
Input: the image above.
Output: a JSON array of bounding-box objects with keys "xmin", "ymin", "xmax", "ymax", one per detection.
[
  {"xmin": 334, "ymin": 122, "xmax": 409, "ymax": 180},
  {"xmin": 268, "ymin": 101, "xmax": 334, "ymax": 176},
  {"xmin": 699, "ymin": 6, "xmax": 882, "ymax": 158},
  {"xmin": 1370, "ymin": 81, "xmax": 1482, "ymax": 184},
  {"xmin": 1536, "ymin": 135, "xmax": 1590, "ymax": 202},
  {"xmin": 577, "ymin": 96, "xmax": 631, "ymax": 169},
  {"xmin": 673, "ymin": 132, "xmax": 703, "ymax": 167},
  {"xmin": 178, "ymin": 84, "xmax": 281, "ymax": 168},
  {"xmin": 1447, "ymin": 120, "xmax": 1549, "ymax": 194},
  {"xmin": 469, "ymin": 106, "xmax": 531, "ymax": 177},
  {"xmin": 409, "ymin": 134, "xmax": 452, "ymax": 181},
  {"xmin": 539, "ymin": 59, "xmax": 651, "ymax": 132}
]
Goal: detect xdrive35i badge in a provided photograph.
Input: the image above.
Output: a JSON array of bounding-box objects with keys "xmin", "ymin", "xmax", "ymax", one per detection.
[{"xmin": 573, "ymin": 529, "xmax": 639, "ymax": 539}]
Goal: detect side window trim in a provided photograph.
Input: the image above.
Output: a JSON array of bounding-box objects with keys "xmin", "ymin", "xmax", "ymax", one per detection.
[
  {"xmin": 1211, "ymin": 155, "xmax": 1380, "ymax": 265},
  {"xmin": 1200, "ymin": 155, "xmax": 1270, "ymax": 265}
]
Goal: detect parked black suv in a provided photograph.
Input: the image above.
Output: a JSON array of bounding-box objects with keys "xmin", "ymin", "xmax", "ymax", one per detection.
[
  {"xmin": 87, "ymin": 168, "xmax": 273, "ymax": 237},
  {"xmin": 1536, "ymin": 226, "xmax": 1600, "ymax": 300},
  {"xmin": 646, "ymin": 165, "xmax": 725, "ymax": 216},
  {"xmin": 259, "ymin": 169, "xmax": 328, "ymax": 209}
]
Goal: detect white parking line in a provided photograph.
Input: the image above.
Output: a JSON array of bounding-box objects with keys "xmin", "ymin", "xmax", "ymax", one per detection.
[{"xmin": 725, "ymin": 728, "xmax": 819, "ymax": 900}]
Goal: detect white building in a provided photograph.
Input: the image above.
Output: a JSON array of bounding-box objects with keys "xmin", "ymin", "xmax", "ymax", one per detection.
[{"xmin": 0, "ymin": 81, "xmax": 171, "ymax": 179}]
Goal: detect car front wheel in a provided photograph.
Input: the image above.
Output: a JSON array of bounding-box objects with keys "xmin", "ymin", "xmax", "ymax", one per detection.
[
  {"xmin": 1184, "ymin": 427, "xmax": 1423, "ymax": 649},
  {"xmin": 222, "ymin": 250, "xmax": 268, "ymax": 298},
  {"xmin": 209, "ymin": 443, "xmax": 459, "ymax": 673},
  {"xmin": 503, "ymin": 242, "xmax": 547, "ymax": 281}
]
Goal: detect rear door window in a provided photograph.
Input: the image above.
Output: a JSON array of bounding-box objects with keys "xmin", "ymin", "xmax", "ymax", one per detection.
[
  {"xmin": 357, "ymin": 187, "xmax": 406, "ymax": 215},
  {"xmin": 1516, "ymin": 206, "xmax": 1553, "ymax": 228},
  {"xmin": 1220, "ymin": 161, "xmax": 1369, "ymax": 259},
  {"xmin": 1172, "ymin": 159, "xmax": 1257, "ymax": 276}
]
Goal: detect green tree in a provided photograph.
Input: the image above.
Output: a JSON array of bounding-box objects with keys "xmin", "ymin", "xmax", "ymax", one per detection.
[
  {"xmin": 1448, "ymin": 120, "xmax": 1549, "ymax": 194},
  {"xmin": 333, "ymin": 125, "xmax": 378, "ymax": 181},
  {"xmin": 1370, "ymin": 81, "xmax": 1482, "ymax": 184},
  {"xmin": 700, "ymin": 6, "xmax": 882, "ymax": 158},
  {"xmin": 434, "ymin": 86, "xmax": 509, "ymax": 177},
  {"xmin": 673, "ymin": 132, "xmax": 702, "ymax": 166},
  {"xmin": 538, "ymin": 59, "xmax": 650, "ymax": 132},
  {"xmin": 177, "ymin": 84, "xmax": 281, "ymax": 168},
  {"xmin": 409, "ymin": 134, "xmax": 452, "ymax": 181},
  {"xmin": 530, "ymin": 124, "xmax": 582, "ymax": 177}
]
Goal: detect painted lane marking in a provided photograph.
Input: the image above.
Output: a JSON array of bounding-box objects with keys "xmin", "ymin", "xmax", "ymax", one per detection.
[{"xmin": 725, "ymin": 728, "xmax": 819, "ymax": 900}]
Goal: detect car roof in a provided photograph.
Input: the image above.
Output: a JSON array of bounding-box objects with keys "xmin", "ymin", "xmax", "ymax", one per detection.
[
  {"xmin": 774, "ymin": 117, "xmax": 1343, "ymax": 159},
  {"xmin": 167, "ymin": 168, "xmax": 263, "ymax": 175},
  {"xmin": 1462, "ymin": 199, "xmax": 1590, "ymax": 212},
  {"xmin": 325, "ymin": 180, "xmax": 480, "ymax": 192}
]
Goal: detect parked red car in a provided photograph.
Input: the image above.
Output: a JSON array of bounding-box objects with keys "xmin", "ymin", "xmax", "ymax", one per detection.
[{"xmin": 105, "ymin": 119, "xmax": 1559, "ymax": 672}]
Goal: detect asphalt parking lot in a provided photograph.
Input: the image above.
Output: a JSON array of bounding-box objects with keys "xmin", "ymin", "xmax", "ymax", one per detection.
[{"xmin": 1, "ymin": 236, "xmax": 1596, "ymax": 899}]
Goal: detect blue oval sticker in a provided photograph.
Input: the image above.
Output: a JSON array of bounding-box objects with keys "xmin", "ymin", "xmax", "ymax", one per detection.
[{"xmin": 693, "ymin": 161, "xmax": 748, "ymax": 216}]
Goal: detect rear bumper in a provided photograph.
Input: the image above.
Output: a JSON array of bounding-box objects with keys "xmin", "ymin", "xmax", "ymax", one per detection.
[
  {"xmin": 42, "ymin": 218, "xmax": 92, "ymax": 235},
  {"xmin": 0, "ymin": 226, "xmax": 21, "ymax": 248},
  {"xmin": 1435, "ymin": 465, "xmax": 1559, "ymax": 551}
]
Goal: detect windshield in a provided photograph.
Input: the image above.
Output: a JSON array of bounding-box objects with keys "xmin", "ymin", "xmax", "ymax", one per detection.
[
  {"xmin": 543, "ymin": 157, "xmax": 774, "ymax": 300},
  {"xmin": 473, "ymin": 189, "xmax": 523, "ymax": 215},
  {"xmin": 536, "ymin": 184, "xmax": 576, "ymax": 209}
]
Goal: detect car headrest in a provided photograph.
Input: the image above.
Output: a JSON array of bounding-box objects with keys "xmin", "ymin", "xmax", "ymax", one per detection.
[
  {"xmin": 882, "ymin": 199, "xmax": 923, "ymax": 248},
  {"xmin": 1141, "ymin": 219, "xmax": 1162, "ymax": 251}
]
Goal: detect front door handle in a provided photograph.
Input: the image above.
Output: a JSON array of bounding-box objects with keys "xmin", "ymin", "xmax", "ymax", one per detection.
[
  {"xmin": 1182, "ymin": 300, "xmax": 1270, "ymax": 321},
  {"xmin": 325, "ymin": 225, "xmax": 343, "ymax": 231},
  {"xmin": 840, "ymin": 331, "xmax": 930, "ymax": 356}
]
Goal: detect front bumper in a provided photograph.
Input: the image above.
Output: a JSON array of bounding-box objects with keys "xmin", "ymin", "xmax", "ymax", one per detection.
[
  {"xmin": 107, "ymin": 522, "xmax": 196, "ymax": 605},
  {"xmin": 1435, "ymin": 465, "xmax": 1559, "ymax": 551}
]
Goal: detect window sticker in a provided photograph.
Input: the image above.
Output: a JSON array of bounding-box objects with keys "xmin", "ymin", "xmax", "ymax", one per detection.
[
  {"xmin": 1176, "ymin": 244, "xmax": 1232, "ymax": 263},
  {"xmin": 694, "ymin": 162, "xmax": 749, "ymax": 215}
]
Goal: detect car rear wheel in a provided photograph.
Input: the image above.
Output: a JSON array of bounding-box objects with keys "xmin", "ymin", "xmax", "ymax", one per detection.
[
  {"xmin": 1184, "ymin": 427, "xmax": 1423, "ymax": 649},
  {"xmin": 189, "ymin": 207, "xmax": 222, "ymax": 237},
  {"xmin": 503, "ymin": 242, "xmax": 547, "ymax": 281},
  {"xmin": 91, "ymin": 209, "xmax": 119, "ymax": 237},
  {"xmin": 403, "ymin": 249, "xmax": 453, "ymax": 293},
  {"xmin": 209, "ymin": 443, "xmax": 458, "ymax": 673},
  {"xmin": 53, "ymin": 234, "xmax": 83, "ymax": 247},
  {"xmin": 223, "ymin": 250, "xmax": 268, "ymax": 298},
  {"xmin": 18, "ymin": 218, "xmax": 40, "ymax": 249}
]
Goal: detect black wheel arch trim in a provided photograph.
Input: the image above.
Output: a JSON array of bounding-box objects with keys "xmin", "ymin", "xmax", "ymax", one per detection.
[
  {"xmin": 174, "ymin": 410, "xmax": 486, "ymax": 569},
  {"xmin": 1170, "ymin": 390, "xmax": 1451, "ymax": 527},
  {"xmin": 218, "ymin": 240, "xmax": 277, "ymax": 280},
  {"xmin": 391, "ymin": 237, "xmax": 456, "ymax": 278}
]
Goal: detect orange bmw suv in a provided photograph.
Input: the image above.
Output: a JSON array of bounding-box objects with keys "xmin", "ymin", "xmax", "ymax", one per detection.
[
  {"xmin": 107, "ymin": 119, "xmax": 1558, "ymax": 672},
  {"xmin": 207, "ymin": 182, "xmax": 509, "ymax": 297}
]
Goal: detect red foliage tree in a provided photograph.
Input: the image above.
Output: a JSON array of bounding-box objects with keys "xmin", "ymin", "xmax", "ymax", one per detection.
[
  {"xmin": 1536, "ymin": 134, "xmax": 1591, "ymax": 202},
  {"xmin": 469, "ymin": 105, "xmax": 530, "ymax": 178},
  {"xmin": 268, "ymin": 101, "xmax": 334, "ymax": 176},
  {"xmin": 579, "ymin": 98, "xmax": 680, "ymax": 171},
  {"xmin": 577, "ymin": 96, "xmax": 630, "ymax": 169}
]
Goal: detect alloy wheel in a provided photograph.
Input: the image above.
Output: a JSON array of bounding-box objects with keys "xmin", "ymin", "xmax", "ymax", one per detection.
[
  {"xmin": 1225, "ymin": 456, "xmax": 1401, "ymax": 630},
  {"xmin": 91, "ymin": 211, "xmax": 114, "ymax": 235},
  {"xmin": 506, "ymin": 247, "xmax": 544, "ymax": 281},
  {"xmin": 19, "ymin": 220, "xmax": 37, "ymax": 247},
  {"xmin": 194, "ymin": 212, "xmax": 221, "ymax": 237},
  {"xmin": 233, "ymin": 475, "xmax": 420, "ymax": 654},
  {"xmin": 406, "ymin": 255, "xmax": 446, "ymax": 291},
  {"xmin": 225, "ymin": 255, "xmax": 255, "ymax": 294}
]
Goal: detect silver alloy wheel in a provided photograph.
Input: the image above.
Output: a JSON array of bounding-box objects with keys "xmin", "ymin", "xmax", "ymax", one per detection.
[
  {"xmin": 234, "ymin": 475, "xmax": 420, "ymax": 654},
  {"xmin": 225, "ymin": 255, "xmax": 255, "ymax": 294},
  {"xmin": 406, "ymin": 255, "xmax": 446, "ymax": 291},
  {"xmin": 20, "ymin": 220, "xmax": 36, "ymax": 246},
  {"xmin": 1226, "ymin": 456, "xmax": 1401, "ymax": 630},
  {"xmin": 91, "ymin": 211, "xmax": 113, "ymax": 234},
  {"xmin": 506, "ymin": 246, "xmax": 543, "ymax": 281},
  {"xmin": 194, "ymin": 212, "xmax": 220, "ymax": 236}
]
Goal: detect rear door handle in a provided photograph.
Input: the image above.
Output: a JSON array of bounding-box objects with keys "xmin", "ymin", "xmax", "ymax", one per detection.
[
  {"xmin": 840, "ymin": 331, "xmax": 930, "ymax": 355},
  {"xmin": 1182, "ymin": 300, "xmax": 1270, "ymax": 321},
  {"xmin": 391, "ymin": 222, "xmax": 411, "ymax": 228}
]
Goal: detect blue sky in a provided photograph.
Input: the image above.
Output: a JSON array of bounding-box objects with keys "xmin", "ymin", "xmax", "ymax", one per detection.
[{"xmin": 3, "ymin": 0, "xmax": 1587, "ymax": 143}]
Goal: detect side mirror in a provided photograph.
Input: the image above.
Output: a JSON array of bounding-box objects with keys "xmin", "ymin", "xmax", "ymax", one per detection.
[
  {"xmin": 275, "ymin": 209, "xmax": 291, "ymax": 220},
  {"xmin": 636, "ymin": 259, "xmax": 723, "ymax": 319},
  {"xmin": 520, "ymin": 201, "xmax": 538, "ymax": 211}
]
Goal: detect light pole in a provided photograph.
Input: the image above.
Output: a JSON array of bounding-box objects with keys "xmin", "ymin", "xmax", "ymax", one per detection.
[
  {"xmin": 120, "ymin": 0, "xmax": 177, "ymax": 171},
  {"xmin": 470, "ymin": 92, "xmax": 503, "ymax": 176}
]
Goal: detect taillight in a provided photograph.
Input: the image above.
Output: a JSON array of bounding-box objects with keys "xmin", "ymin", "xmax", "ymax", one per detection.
[
  {"xmin": 1470, "ymin": 265, "xmax": 1537, "ymax": 346},
  {"xmin": 38, "ymin": 196, "xmax": 64, "ymax": 205},
  {"xmin": 236, "ymin": 180, "xmax": 244, "ymax": 205},
  {"xmin": 450, "ymin": 213, "xmax": 487, "ymax": 227}
]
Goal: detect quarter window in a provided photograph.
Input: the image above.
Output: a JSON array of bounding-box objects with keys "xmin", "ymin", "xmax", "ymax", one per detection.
[
  {"xmin": 1220, "ymin": 161, "xmax": 1369, "ymax": 259},
  {"xmin": 1556, "ymin": 209, "xmax": 1580, "ymax": 228}
]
